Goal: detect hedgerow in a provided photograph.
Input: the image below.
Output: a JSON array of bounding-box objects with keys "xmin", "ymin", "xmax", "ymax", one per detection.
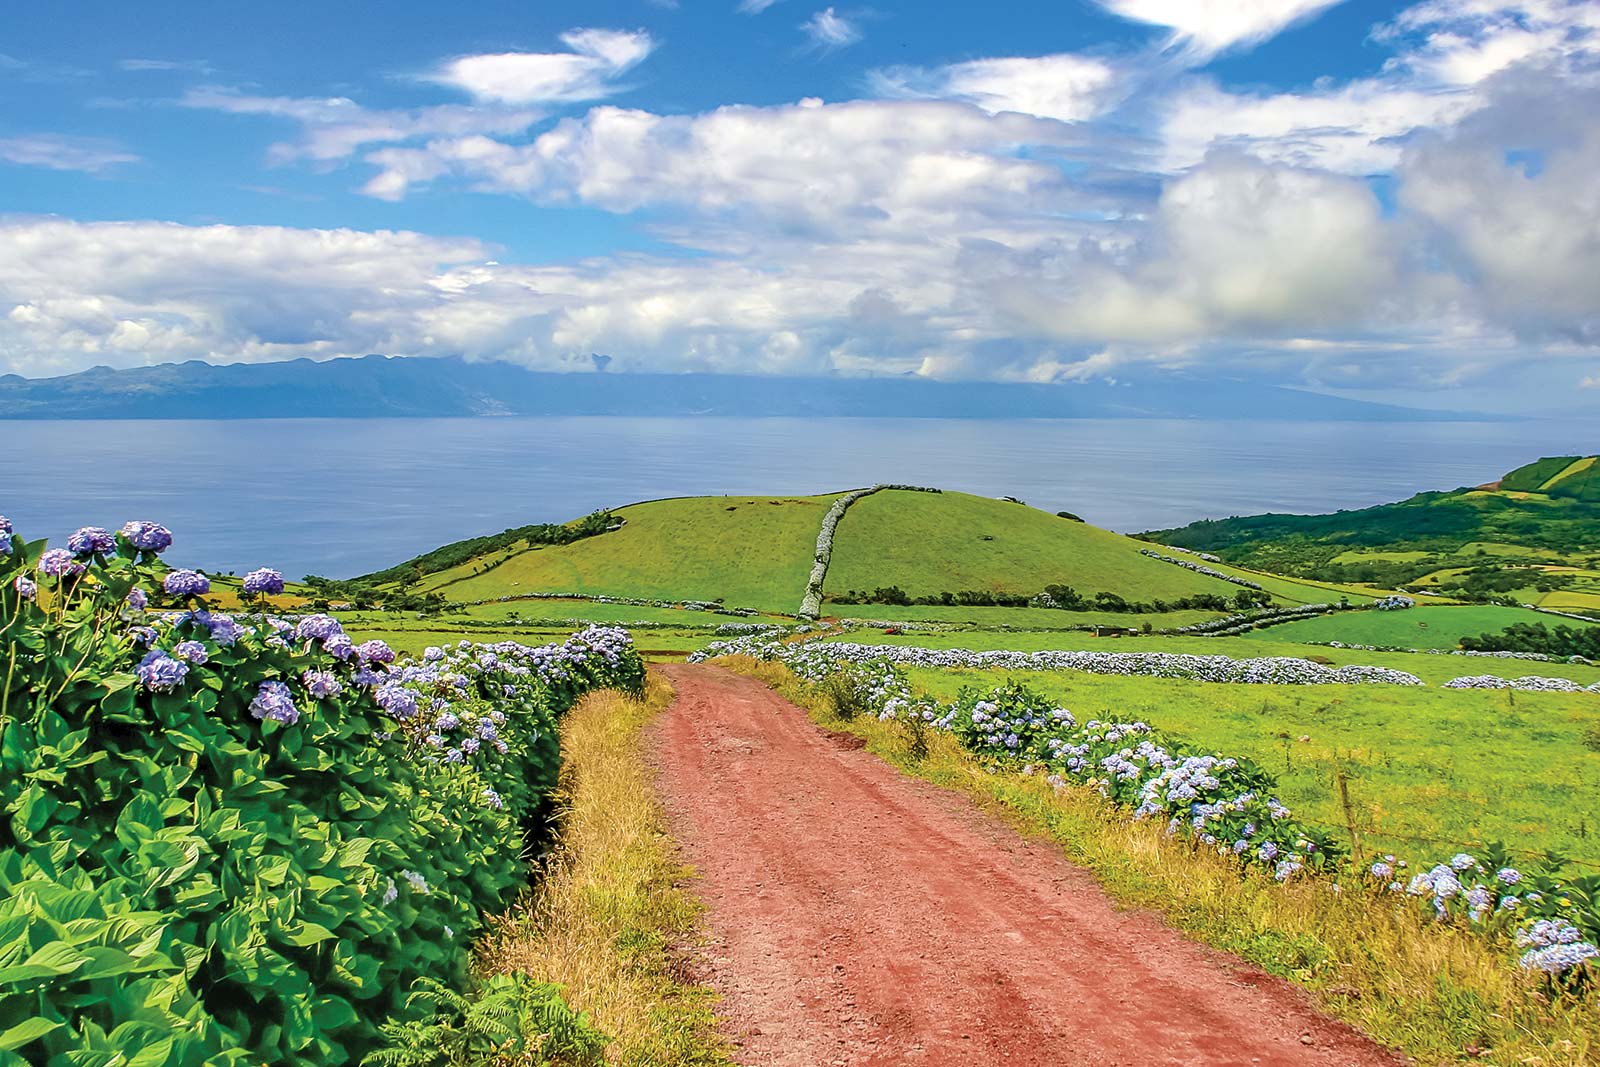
[{"xmin": 0, "ymin": 515, "xmax": 644, "ymax": 1066}]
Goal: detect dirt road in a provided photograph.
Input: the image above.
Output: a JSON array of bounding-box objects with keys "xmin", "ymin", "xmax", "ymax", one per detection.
[{"xmin": 652, "ymin": 663, "xmax": 1405, "ymax": 1067}]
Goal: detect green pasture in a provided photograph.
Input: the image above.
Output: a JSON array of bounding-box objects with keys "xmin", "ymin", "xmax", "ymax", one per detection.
[
  {"xmin": 824, "ymin": 490, "xmax": 1266, "ymax": 603},
  {"xmin": 819, "ymin": 628, "xmax": 1600, "ymax": 686},
  {"xmin": 827, "ymin": 603, "xmax": 1223, "ymax": 630},
  {"xmin": 413, "ymin": 494, "xmax": 842, "ymax": 613},
  {"xmin": 343, "ymin": 623, "xmax": 713, "ymax": 660},
  {"xmin": 1235, "ymin": 604, "xmax": 1595, "ymax": 650},
  {"xmin": 339, "ymin": 598, "xmax": 789, "ymax": 628},
  {"xmin": 903, "ymin": 665, "xmax": 1600, "ymax": 867}
]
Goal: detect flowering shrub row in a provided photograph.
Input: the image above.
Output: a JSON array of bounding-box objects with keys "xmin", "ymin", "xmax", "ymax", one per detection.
[
  {"xmin": 1442, "ymin": 674, "xmax": 1600, "ymax": 693},
  {"xmin": 711, "ymin": 637, "xmax": 1599, "ymax": 980},
  {"xmin": 0, "ymin": 516, "xmax": 644, "ymax": 1066},
  {"xmin": 1138, "ymin": 549, "xmax": 1264, "ymax": 590},
  {"xmin": 694, "ymin": 636, "xmax": 1427, "ymax": 687},
  {"xmin": 774, "ymin": 647, "xmax": 1344, "ymax": 882},
  {"xmin": 483, "ymin": 591, "xmax": 767, "ymax": 617},
  {"xmin": 1374, "ymin": 595, "xmax": 1416, "ymax": 610},
  {"xmin": 1165, "ymin": 602, "xmax": 1339, "ymax": 637}
]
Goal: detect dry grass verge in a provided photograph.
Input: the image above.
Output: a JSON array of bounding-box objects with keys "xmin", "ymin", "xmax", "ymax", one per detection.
[
  {"xmin": 475, "ymin": 672, "xmax": 733, "ymax": 1067},
  {"xmin": 716, "ymin": 655, "xmax": 1599, "ymax": 1067}
]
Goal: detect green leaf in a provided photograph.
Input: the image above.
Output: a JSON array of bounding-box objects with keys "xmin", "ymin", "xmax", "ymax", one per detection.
[
  {"xmin": 0, "ymin": 941, "xmax": 89, "ymax": 984},
  {"xmin": 0, "ymin": 1016, "xmax": 62, "ymax": 1052}
]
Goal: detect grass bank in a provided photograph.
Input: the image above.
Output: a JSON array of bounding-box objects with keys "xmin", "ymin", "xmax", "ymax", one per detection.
[
  {"xmin": 716, "ymin": 655, "xmax": 1599, "ymax": 1067},
  {"xmin": 475, "ymin": 673, "xmax": 733, "ymax": 1067}
]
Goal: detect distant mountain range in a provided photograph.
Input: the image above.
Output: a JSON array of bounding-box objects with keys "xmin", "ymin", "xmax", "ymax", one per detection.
[{"xmin": 0, "ymin": 355, "xmax": 1488, "ymax": 421}]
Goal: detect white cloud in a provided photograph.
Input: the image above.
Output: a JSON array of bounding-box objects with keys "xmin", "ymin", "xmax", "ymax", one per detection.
[
  {"xmin": 119, "ymin": 58, "xmax": 214, "ymax": 74},
  {"xmin": 998, "ymin": 153, "xmax": 1395, "ymax": 343},
  {"xmin": 1582, "ymin": 375, "xmax": 1600, "ymax": 388},
  {"xmin": 0, "ymin": 134, "xmax": 139, "ymax": 173},
  {"xmin": 871, "ymin": 53, "xmax": 1123, "ymax": 122},
  {"xmin": 358, "ymin": 98, "xmax": 1073, "ymax": 235},
  {"xmin": 801, "ymin": 8, "xmax": 861, "ymax": 49},
  {"xmin": 739, "ymin": 0, "xmax": 782, "ymax": 11},
  {"xmin": 1398, "ymin": 75, "xmax": 1600, "ymax": 345},
  {"xmin": 1094, "ymin": 0, "xmax": 1348, "ymax": 60},
  {"xmin": 428, "ymin": 28, "xmax": 655, "ymax": 105}
]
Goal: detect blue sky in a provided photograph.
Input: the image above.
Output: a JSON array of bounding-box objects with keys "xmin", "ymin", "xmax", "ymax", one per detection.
[{"xmin": 2, "ymin": 0, "xmax": 1597, "ymax": 413}]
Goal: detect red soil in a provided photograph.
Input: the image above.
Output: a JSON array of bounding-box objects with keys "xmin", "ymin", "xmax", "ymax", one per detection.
[{"xmin": 652, "ymin": 663, "xmax": 1407, "ymax": 1067}]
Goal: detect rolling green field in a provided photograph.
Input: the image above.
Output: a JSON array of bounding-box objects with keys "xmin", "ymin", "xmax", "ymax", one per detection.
[
  {"xmin": 829, "ymin": 603, "xmax": 1223, "ymax": 629},
  {"xmin": 903, "ymin": 665, "xmax": 1600, "ymax": 866},
  {"xmin": 823, "ymin": 490, "xmax": 1244, "ymax": 602},
  {"xmin": 818, "ymin": 627, "xmax": 1600, "ymax": 685},
  {"xmin": 1235, "ymin": 604, "xmax": 1595, "ymax": 650},
  {"xmin": 413, "ymin": 494, "xmax": 842, "ymax": 612},
  {"xmin": 339, "ymin": 598, "xmax": 789, "ymax": 628}
]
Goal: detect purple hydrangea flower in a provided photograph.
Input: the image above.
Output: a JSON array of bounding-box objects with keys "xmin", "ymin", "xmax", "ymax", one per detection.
[
  {"xmin": 202, "ymin": 612, "xmax": 246, "ymax": 646},
  {"xmin": 242, "ymin": 568, "xmax": 285, "ymax": 596},
  {"xmin": 38, "ymin": 549, "xmax": 85, "ymax": 579},
  {"xmin": 130, "ymin": 626, "xmax": 159, "ymax": 647},
  {"xmin": 352, "ymin": 666, "xmax": 384, "ymax": 687},
  {"xmin": 423, "ymin": 646, "xmax": 445, "ymax": 662},
  {"xmin": 249, "ymin": 680, "xmax": 301, "ymax": 725},
  {"xmin": 121, "ymin": 521, "xmax": 173, "ymax": 553},
  {"xmin": 356, "ymin": 639, "xmax": 395, "ymax": 664},
  {"xmin": 67, "ymin": 526, "xmax": 115, "ymax": 557},
  {"xmin": 295, "ymin": 614, "xmax": 343, "ymax": 642},
  {"xmin": 173, "ymin": 640, "xmax": 209, "ymax": 665},
  {"xmin": 482, "ymin": 788, "xmax": 503, "ymax": 810},
  {"xmin": 163, "ymin": 569, "xmax": 211, "ymax": 598},
  {"xmin": 324, "ymin": 633, "xmax": 355, "ymax": 660},
  {"xmin": 0, "ymin": 515, "xmax": 11, "ymax": 556},
  {"xmin": 373, "ymin": 683, "xmax": 419, "ymax": 720},
  {"xmin": 126, "ymin": 588, "xmax": 149, "ymax": 611},
  {"xmin": 13, "ymin": 575, "xmax": 37, "ymax": 599},
  {"xmin": 302, "ymin": 670, "xmax": 343, "ymax": 699},
  {"xmin": 137, "ymin": 650, "xmax": 189, "ymax": 692}
]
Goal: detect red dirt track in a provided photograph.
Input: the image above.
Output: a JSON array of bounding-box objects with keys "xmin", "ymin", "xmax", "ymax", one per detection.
[{"xmin": 653, "ymin": 663, "xmax": 1405, "ymax": 1067}]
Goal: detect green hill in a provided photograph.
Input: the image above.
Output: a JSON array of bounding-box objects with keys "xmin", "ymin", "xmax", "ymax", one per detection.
[
  {"xmin": 1142, "ymin": 457, "xmax": 1600, "ymax": 614},
  {"xmin": 376, "ymin": 487, "xmax": 1364, "ymax": 617}
]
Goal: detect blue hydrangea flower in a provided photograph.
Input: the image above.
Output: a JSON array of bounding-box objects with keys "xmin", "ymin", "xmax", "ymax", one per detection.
[
  {"xmin": 38, "ymin": 549, "xmax": 85, "ymax": 579},
  {"xmin": 202, "ymin": 611, "xmax": 245, "ymax": 646},
  {"xmin": 137, "ymin": 650, "xmax": 189, "ymax": 692},
  {"xmin": 13, "ymin": 575, "xmax": 37, "ymax": 599},
  {"xmin": 356, "ymin": 639, "xmax": 395, "ymax": 664},
  {"xmin": 126, "ymin": 588, "xmax": 149, "ymax": 611},
  {"xmin": 249, "ymin": 680, "xmax": 301, "ymax": 725},
  {"xmin": 374, "ymin": 683, "xmax": 419, "ymax": 720},
  {"xmin": 173, "ymin": 640, "xmax": 209, "ymax": 665},
  {"xmin": 295, "ymin": 614, "xmax": 343, "ymax": 642},
  {"xmin": 163, "ymin": 569, "xmax": 211, "ymax": 597},
  {"xmin": 324, "ymin": 633, "xmax": 355, "ymax": 660},
  {"xmin": 242, "ymin": 568, "xmax": 285, "ymax": 595},
  {"xmin": 120, "ymin": 521, "xmax": 173, "ymax": 553},
  {"xmin": 67, "ymin": 526, "xmax": 115, "ymax": 557},
  {"xmin": 302, "ymin": 670, "xmax": 343, "ymax": 699}
]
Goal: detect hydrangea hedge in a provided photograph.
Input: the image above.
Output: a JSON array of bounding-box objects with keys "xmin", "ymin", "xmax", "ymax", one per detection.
[
  {"xmin": 0, "ymin": 516, "xmax": 644, "ymax": 1066},
  {"xmin": 703, "ymin": 636, "xmax": 1600, "ymax": 984}
]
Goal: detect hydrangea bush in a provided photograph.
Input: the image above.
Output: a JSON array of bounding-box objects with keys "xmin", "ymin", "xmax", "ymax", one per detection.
[{"xmin": 0, "ymin": 517, "xmax": 644, "ymax": 1066}]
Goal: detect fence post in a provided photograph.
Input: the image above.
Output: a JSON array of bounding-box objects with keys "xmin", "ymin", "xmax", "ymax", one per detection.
[{"xmin": 1336, "ymin": 766, "xmax": 1364, "ymax": 866}]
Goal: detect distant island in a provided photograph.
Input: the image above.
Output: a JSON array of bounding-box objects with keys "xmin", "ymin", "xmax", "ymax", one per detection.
[{"xmin": 0, "ymin": 354, "xmax": 1487, "ymax": 421}]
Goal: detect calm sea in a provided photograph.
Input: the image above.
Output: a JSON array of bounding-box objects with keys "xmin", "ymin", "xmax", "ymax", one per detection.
[{"xmin": 0, "ymin": 416, "xmax": 1588, "ymax": 579}]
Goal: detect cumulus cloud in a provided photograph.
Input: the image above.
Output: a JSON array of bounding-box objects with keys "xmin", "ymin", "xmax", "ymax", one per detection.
[
  {"xmin": 358, "ymin": 98, "xmax": 1075, "ymax": 233},
  {"xmin": 0, "ymin": 134, "xmax": 139, "ymax": 173},
  {"xmin": 998, "ymin": 153, "xmax": 1395, "ymax": 343},
  {"xmin": 428, "ymin": 28, "xmax": 655, "ymax": 105},
  {"xmin": 1094, "ymin": 0, "xmax": 1348, "ymax": 60},
  {"xmin": 801, "ymin": 8, "xmax": 861, "ymax": 49},
  {"xmin": 1397, "ymin": 76, "xmax": 1600, "ymax": 345},
  {"xmin": 871, "ymin": 53, "xmax": 1124, "ymax": 122}
]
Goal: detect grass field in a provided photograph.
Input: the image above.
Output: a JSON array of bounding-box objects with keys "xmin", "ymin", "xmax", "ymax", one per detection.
[
  {"xmin": 340, "ymin": 599, "xmax": 789, "ymax": 628},
  {"xmin": 817, "ymin": 628, "xmax": 1600, "ymax": 685},
  {"xmin": 824, "ymin": 489, "xmax": 1324, "ymax": 604},
  {"xmin": 413, "ymin": 494, "xmax": 842, "ymax": 612},
  {"xmin": 1236, "ymin": 604, "xmax": 1594, "ymax": 650},
  {"xmin": 903, "ymin": 665, "xmax": 1600, "ymax": 866},
  {"xmin": 827, "ymin": 604, "xmax": 1224, "ymax": 629}
]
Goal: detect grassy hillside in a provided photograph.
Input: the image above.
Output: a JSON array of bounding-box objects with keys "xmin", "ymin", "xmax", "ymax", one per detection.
[
  {"xmin": 1144, "ymin": 457, "xmax": 1600, "ymax": 608},
  {"xmin": 824, "ymin": 490, "xmax": 1247, "ymax": 603},
  {"xmin": 413, "ymin": 494, "xmax": 842, "ymax": 613},
  {"xmin": 1235, "ymin": 603, "xmax": 1597, "ymax": 650}
]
